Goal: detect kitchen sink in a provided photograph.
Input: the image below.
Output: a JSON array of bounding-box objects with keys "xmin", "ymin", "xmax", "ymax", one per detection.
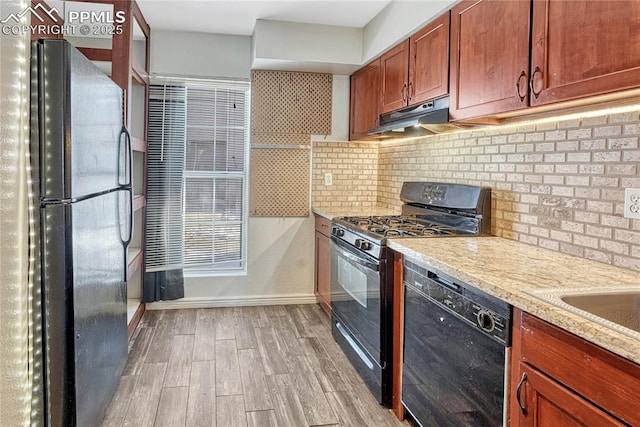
[{"xmin": 523, "ymin": 287, "xmax": 640, "ymax": 341}]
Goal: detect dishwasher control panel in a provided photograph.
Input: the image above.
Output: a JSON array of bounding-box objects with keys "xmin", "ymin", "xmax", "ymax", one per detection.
[{"xmin": 404, "ymin": 258, "xmax": 512, "ymax": 345}]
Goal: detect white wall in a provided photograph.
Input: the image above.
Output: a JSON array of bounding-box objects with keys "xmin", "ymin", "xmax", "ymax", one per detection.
[
  {"xmin": 148, "ymin": 29, "xmax": 333, "ymax": 306},
  {"xmin": 153, "ymin": 217, "xmax": 315, "ymax": 308},
  {"xmin": 312, "ymin": 75, "xmax": 350, "ymax": 141},
  {"xmin": 362, "ymin": 0, "xmax": 457, "ymax": 62},
  {"xmin": 0, "ymin": 0, "xmax": 30, "ymax": 423},
  {"xmin": 252, "ymin": 20, "xmax": 362, "ymax": 74},
  {"xmin": 150, "ymin": 30, "xmax": 252, "ymax": 79}
]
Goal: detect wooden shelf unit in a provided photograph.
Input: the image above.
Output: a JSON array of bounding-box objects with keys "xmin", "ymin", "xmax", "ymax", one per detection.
[
  {"xmin": 133, "ymin": 194, "xmax": 146, "ymax": 212},
  {"xmin": 131, "ymin": 136, "xmax": 147, "ymax": 153},
  {"xmin": 74, "ymin": 0, "xmax": 150, "ymax": 338}
]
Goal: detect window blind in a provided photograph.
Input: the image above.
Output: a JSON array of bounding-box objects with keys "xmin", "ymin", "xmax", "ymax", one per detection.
[
  {"xmin": 146, "ymin": 77, "xmax": 250, "ymax": 273},
  {"xmin": 146, "ymin": 85, "xmax": 186, "ymax": 271}
]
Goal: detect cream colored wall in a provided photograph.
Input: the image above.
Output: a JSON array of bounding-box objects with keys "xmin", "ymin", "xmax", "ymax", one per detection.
[
  {"xmin": 151, "ymin": 217, "xmax": 315, "ymax": 308},
  {"xmin": 312, "ymin": 75, "xmax": 350, "ymax": 141},
  {"xmin": 157, "ymin": 77, "xmax": 352, "ymax": 306},
  {"xmin": 362, "ymin": 0, "xmax": 457, "ymax": 63},
  {"xmin": 177, "ymin": 74, "xmax": 352, "ymax": 307},
  {"xmin": 252, "ymin": 20, "xmax": 362, "ymax": 74},
  {"xmin": 0, "ymin": 0, "xmax": 30, "ymax": 424},
  {"xmin": 149, "ymin": 34, "xmax": 354, "ymax": 307},
  {"xmin": 150, "ymin": 30, "xmax": 252, "ymax": 79}
]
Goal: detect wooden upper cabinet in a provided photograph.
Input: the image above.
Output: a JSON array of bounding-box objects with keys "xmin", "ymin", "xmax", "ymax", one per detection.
[
  {"xmin": 450, "ymin": 0, "xmax": 531, "ymax": 121},
  {"xmin": 350, "ymin": 11, "xmax": 450, "ymax": 138},
  {"xmin": 380, "ymin": 40, "xmax": 410, "ymax": 114},
  {"xmin": 530, "ymin": 0, "xmax": 640, "ymax": 106},
  {"xmin": 349, "ymin": 59, "xmax": 381, "ymax": 140},
  {"xmin": 409, "ymin": 12, "xmax": 450, "ymax": 107},
  {"xmin": 380, "ymin": 12, "xmax": 450, "ymax": 115}
]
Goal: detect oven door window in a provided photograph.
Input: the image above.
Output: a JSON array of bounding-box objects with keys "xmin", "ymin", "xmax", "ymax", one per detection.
[
  {"xmin": 337, "ymin": 256, "xmax": 368, "ymax": 307},
  {"xmin": 330, "ymin": 238, "xmax": 381, "ymax": 360}
]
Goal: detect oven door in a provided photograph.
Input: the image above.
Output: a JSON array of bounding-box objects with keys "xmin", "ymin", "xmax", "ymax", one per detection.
[
  {"xmin": 330, "ymin": 236, "xmax": 386, "ymax": 403},
  {"xmin": 330, "ymin": 237, "xmax": 382, "ymax": 359}
]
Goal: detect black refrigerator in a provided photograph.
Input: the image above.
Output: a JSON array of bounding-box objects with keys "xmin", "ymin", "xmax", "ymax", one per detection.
[{"xmin": 30, "ymin": 39, "xmax": 132, "ymax": 426}]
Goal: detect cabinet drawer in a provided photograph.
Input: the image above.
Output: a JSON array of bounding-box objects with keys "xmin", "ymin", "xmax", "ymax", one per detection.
[
  {"xmin": 315, "ymin": 215, "xmax": 331, "ymax": 237},
  {"xmin": 520, "ymin": 312, "xmax": 640, "ymax": 425}
]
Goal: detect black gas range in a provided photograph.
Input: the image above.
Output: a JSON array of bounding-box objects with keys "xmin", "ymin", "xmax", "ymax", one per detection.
[{"xmin": 329, "ymin": 182, "xmax": 491, "ymax": 407}]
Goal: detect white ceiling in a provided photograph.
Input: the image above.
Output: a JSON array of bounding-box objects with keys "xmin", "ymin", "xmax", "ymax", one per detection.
[{"xmin": 136, "ymin": 0, "xmax": 393, "ymax": 36}]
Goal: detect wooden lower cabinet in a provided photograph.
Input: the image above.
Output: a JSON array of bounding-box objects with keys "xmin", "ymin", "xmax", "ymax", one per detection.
[
  {"xmin": 514, "ymin": 363, "xmax": 626, "ymax": 427},
  {"xmin": 510, "ymin": 309, "xmax": 640, "ymax": 426},
  {"xmin": 314, "ymin": 215, "xmax": 331, "ymax": 313}
]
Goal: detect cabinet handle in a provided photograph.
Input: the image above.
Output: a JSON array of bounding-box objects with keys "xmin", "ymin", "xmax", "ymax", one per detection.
[
  {"xmin": 516, "ymin": 372, "xmax": 528, "ymax": 415},
  {"xmin": 529, "ymin": 66, "xmax": 542, "ymax": 99},
  {"xmin": 516, "ymin": 71, "xmax": 527, "ymax": 102},
  {"xmin": 401, "ymin": 83, "xmax": 408, "ymax": 102},
  {"xmin": 408, "ymin": 81, "xmax": 415, "ymax": 101}
]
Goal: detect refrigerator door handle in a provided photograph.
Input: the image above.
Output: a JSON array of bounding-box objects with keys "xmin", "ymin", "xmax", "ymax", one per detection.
[
  {"xmin": 122, "ymin": 187, "xmax": 133, "ymax": 248},
  {"xmin": 118, "ymin": 127, "xmax": 133, "ymax": 189},
  {"xmin": 118, "ymin": 126, "xmax": 133, "ymax": 249},
  {"xmin": 119, "ymin": 186, "xmax": 133, "ymax": 284}
]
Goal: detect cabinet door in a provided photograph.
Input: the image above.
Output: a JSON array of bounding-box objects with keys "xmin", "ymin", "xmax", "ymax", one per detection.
[
  {"xmin": 409, "ymin": 12, "xmax": 450, "ymax": 106},
  {"xmin": 514, "ymin": 364, "xmax": 626, "ymax": 427},
  {"xmin": 380, "ymin": 40, "xmax": 410, "ymax": 114},
  {"xmin": 449, "ymin": 0, "xmax": 531, "ymax": 121},
  {"xmin": 349, "ymin": 59, "xmax": 380, "ymax": 140},
  {"xmin": 314, "ymin": 230, "xmax": 331, "ymax": 314},
  {"xmin": 530, "ymin": 0, "xmax": 640, "ymax": 106}
]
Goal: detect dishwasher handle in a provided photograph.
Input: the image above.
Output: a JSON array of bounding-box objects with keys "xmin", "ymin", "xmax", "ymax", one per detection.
[{"xmin": 428, "ymin": 271, "xmax": 461, "ymax": 293}]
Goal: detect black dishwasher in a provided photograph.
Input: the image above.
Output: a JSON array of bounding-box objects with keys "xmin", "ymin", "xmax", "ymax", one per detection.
[{"xmin": 402, "ymin": 259, "xmax": 511, "ymax": 427}]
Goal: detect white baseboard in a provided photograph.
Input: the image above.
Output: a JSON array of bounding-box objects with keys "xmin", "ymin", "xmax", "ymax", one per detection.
[{"xmin": 146, "ymin": 293, "xmax": 319, "ymax": 310}]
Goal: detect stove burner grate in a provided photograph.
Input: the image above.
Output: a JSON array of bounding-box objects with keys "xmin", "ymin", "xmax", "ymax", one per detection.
[{"xmin": 341, "ymin": 215, "xmax": 460, "ymax": 238}]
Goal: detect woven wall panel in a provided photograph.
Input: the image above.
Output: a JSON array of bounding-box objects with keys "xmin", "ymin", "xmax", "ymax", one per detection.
[
  {"xmin": 250, "ymin": 148, "xmax": 310, "ymax": 217},
  {"xmin": 251, "ymin": 70, "xmax": 332, "ymax": 134},
  {"xmin": 251, "ymin": 132, "xmax": 310, "ymax": 146}
]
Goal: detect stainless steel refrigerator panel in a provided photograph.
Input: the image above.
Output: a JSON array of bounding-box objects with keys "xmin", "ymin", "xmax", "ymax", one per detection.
[
  {"xmin": 40, "ymin": 203, "xmax": 74, "ymax": 426},
  {"xmin": 36, "ymin": 39, "xmax": 125, "ymax": 200},
  {"xmin": 41, "ymin": 191, "xmax": 127, "ymax": 426}
]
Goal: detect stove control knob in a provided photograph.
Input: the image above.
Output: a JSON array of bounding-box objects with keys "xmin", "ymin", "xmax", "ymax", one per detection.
[
  {"xmin": 477, "ymin": 309, "xmax": 495, "ymax": 333},
  {"xmin": 332, "ymin": 227, "xmax": 344, "ymax": 237},
  {"xmin": 355, "ymin": 239, "xmax": 371, "ymax": 250}
]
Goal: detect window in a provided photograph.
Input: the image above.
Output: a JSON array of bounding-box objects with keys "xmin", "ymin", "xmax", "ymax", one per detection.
[{"xmin": 147, "ymin": 78, "xmax": 250, "ymax": 275}]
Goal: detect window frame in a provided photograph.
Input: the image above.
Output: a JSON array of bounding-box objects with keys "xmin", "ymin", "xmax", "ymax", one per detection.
[{"xmin": 149, "ymin": 76, "xmax": 250, "ymax": 278}]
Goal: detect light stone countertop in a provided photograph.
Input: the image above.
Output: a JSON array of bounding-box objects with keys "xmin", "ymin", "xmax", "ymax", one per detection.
[
  {"xmin": 312, "ymin": 206, "xmax": 400, "ymax": 220},
  {"xmin": 387, "ymin": 236, "xmax": 640, "ymax": 365}
]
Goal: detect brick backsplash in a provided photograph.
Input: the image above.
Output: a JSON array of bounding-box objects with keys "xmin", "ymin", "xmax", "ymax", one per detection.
[
  {"xmin": 312, "ymin": 141, "xmax": 379, "ymax": 208},
  {"xmin": 376, "ymin": 111, "xmax": 640, "ymax": 272},
  {"xmin": 311, "ymin": 111, "xmax": 640, "ymax": 272}
]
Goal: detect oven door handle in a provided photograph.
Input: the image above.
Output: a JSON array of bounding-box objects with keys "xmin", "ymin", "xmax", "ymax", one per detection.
[
  {"xmin": 335, "ymin": 321, "xmax": 375, "ymax": 370},
  {"xmin": 331, "ymin": 237, "xmax": 380, "ymax": 271}
]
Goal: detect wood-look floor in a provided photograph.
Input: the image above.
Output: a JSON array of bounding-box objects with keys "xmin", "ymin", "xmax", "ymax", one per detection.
[{"xmin": 103, "ymin": 304, "xmax": 410, "ymax": 427}]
